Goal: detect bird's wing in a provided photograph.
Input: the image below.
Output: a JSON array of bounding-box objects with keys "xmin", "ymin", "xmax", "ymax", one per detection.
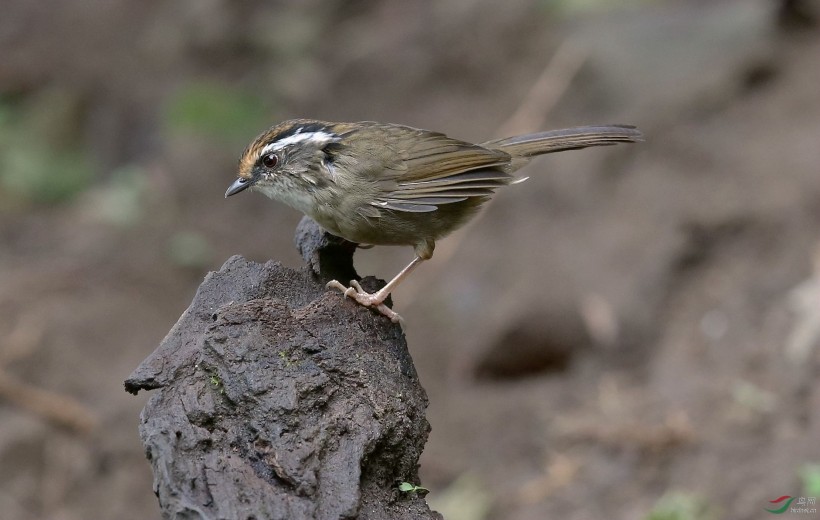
[{"xmin": 344, "ymin": 123, "xmax": 513, "ymax": 213}]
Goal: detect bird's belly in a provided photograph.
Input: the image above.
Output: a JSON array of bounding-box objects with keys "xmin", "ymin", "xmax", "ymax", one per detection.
[
  {"xmin": 336, "ymin": 199, "xmax": 487, "ymax": 247},
  {"xmin": 311, "ymin": 206, "xmax": 415, "ymax": 246}
]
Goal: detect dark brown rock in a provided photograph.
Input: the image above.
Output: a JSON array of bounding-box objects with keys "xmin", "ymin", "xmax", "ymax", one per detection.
[
  {"xmin": 294, "ymin": 215, "xmax": 359, "ymax": 284},
  {"xmin": 125, "ymin": 227, "xmax": 438, "ymax": 519}
]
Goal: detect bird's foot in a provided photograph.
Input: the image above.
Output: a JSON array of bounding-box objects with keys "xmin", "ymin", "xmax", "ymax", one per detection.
[{"xmin": 326, "ymin": 279, "xmax": 405, "ymax": 328}]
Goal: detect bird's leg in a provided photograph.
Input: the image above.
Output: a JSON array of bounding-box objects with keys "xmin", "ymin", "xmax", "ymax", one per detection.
[{"xmin": 326, "ymin": 256, "xmax": 425, "ymax": 325}]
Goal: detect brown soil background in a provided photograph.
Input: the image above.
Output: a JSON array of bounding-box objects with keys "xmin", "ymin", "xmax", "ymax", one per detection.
[{"xmin": 2, "ymin": 1, "xmax": 819, "ymax": 519}]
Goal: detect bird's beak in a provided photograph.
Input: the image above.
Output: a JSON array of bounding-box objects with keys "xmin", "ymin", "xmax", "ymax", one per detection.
[{"xmin": 225, "ymin": 177, "xmax": 251, "ymax": 198}]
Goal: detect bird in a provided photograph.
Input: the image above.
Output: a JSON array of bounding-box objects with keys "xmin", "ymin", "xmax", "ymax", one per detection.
[{"xmin": 226, "ymin": 119, "xmax": 641, "ymax": 325}]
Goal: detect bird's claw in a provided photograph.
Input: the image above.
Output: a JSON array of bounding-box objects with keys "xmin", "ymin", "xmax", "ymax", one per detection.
[{"xmin": 326, "ymin": 279, "xmax": 405, "ymax": 329}]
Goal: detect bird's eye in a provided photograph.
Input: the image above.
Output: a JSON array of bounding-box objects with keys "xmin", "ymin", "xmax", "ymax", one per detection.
[{"xmin": 261, "ymin": 153, "xmax": 278, "ymax": 168}]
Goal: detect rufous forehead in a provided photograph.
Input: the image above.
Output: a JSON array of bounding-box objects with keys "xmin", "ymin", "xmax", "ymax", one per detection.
[
  {"xmin": 237, "ymin": 139, "xmax": 267, "ymax": 179},
  {"xmin": 237, "ymin": 125, "xmax": 285, "ymax": 179}
]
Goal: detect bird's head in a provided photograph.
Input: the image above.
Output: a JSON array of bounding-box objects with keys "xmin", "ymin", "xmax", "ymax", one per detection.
[{"xmin": 225, "ymin": 119, "xmax": 344, "ymax": 202}]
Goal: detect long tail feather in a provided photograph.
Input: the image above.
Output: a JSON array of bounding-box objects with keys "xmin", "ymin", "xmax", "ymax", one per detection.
[{"xmin": 482, "ymin": 125, "xmax": 642, "ymax": 157}]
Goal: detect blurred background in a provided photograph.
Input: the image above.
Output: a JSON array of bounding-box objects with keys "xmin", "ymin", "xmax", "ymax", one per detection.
[{"xmin": 2, "ymin": 0, "xmax": 820, "ymax": 518}]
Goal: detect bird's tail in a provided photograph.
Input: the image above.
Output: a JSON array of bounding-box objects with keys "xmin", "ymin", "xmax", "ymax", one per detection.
[{"xmin": 482, "ymin": 125, "xmax": 642, "ymax": 158}]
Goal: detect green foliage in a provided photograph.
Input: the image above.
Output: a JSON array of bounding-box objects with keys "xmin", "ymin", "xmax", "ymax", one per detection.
[
  {"xmin": 278, "ymin": 350, "xmax": 298, "ymax": 367},
  {"xmin": 88, "ymin": 165, "xmax": 149, "ymax": 226},
  {"xmin": 0, "ymin": 91, "xmax": 94, "ymax": 205},
  {"xmin": 731, "ymin": 380, "xmax": 775, "ymax": 414},
  {"xmin": 540, "ymin": 0, "xmax": 652, "ymax": 16},
  {"xmin": 398, "ymin": 482, "xmax": 428, "ymax": 495},
  {"xmin": 165, "ymin": 83, "xmax": 271, "ymax": 142},
  {"xmin": 166, "ymin": 231, "xmax": 213, "ymax": 268},
  {"xmin": 197, "ymin": 363, "xmax": 225, "ymax": 395},
  {"xmin": 800, "ymin": 463, "xmax": 820, "ymax": 497},
  {"xmin": 209, "ymin": 374, "xmax": 225, "ymax": 395},
  {"xmin": 646, "ymin": 492, "xmax": 719, "ymax": 520},
  {"xmin": 1, "ymin": 145, "xmax": 93, "ymax": 204},
  {"xmin": 426, "ymin": 474, "xmax": 490, "ymax": 520}
]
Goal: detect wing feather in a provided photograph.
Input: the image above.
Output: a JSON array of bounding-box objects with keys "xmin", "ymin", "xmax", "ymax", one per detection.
[
  {"xmin": 338, "ymin": 123, "xmax": 514, "ymax": 214},
  {"xmin": 352, "ymin": 124, "xmax": 512, "ymax": 213}
]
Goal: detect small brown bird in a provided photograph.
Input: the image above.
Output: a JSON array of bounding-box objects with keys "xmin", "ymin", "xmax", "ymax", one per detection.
[{"xmin": 226, "ymin": 119, "xmax": 641, "ymax": 325}]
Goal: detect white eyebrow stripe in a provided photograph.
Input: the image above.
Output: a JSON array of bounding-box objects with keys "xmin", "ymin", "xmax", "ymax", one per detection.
[{"xmin": 261, "ymin": 131, "xmax": 340, "ymax": 155}]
